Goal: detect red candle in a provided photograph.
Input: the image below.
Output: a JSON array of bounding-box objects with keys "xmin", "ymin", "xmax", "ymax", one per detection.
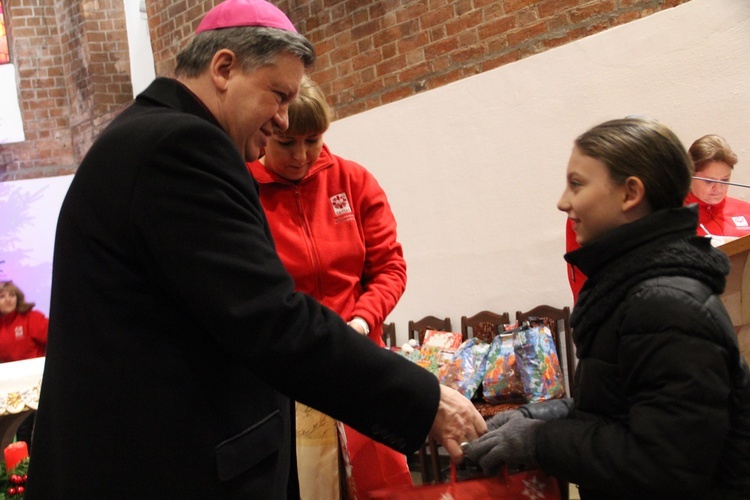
[{"xmin": 4, "ymin": 441, "xmax": 29, "ymax": 471}]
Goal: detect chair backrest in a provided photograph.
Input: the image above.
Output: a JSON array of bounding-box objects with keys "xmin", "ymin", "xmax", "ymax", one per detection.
[
  {"xmin": 460, "ymin": 310, "xmax": 511, "ymax": 343},
  {"xmin": 407, "ymin": 315, "xmax": 452, "ymax": 345},
  {"xmin": 515, "ymin": 305, "xmax": 575, "ymax": 396},
  {"xmin": 382, "ymin": 322, "xmax": 397, "ymax": 347}
]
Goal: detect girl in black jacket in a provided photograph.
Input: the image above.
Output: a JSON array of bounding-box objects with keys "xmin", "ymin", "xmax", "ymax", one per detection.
[{"xmin": 466, "ymin": 117, "xmax": 750, "ymax": 499}]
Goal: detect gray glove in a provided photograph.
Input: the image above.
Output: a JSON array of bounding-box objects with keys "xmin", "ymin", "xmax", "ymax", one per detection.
[
  {"xmin": 466, "ymin": 399, "xmax": 572, "ymax": 474},
  {"xmin": 463, "ymin": 416, "xmax": 543, "ymax": 475},
  {"xmin": 520, "ymin": 397, "xmax": 573, "ymax": 421},
  {"xmin": 485, "ymin": 409, "xmax": 524, "ymax": 431},
  {"xmin": 484, "ymin": 398, "xmax": 573, "ymax": 431}
]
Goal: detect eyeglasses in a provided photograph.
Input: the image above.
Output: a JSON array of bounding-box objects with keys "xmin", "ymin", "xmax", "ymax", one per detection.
[{"xmin": 692, "ymin": 176, "xmax": 739, "ymax": 188}]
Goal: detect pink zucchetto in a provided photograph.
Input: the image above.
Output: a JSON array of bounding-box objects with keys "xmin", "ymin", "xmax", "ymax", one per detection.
[{"xmin": 195, "ymin": 0, "xmax": 297, "ymax": 34}]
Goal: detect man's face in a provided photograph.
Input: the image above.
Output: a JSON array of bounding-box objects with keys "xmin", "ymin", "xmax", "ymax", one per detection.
[{"xmin": 221, "ymin": 52, "xmax": 306, "ymax": 162}]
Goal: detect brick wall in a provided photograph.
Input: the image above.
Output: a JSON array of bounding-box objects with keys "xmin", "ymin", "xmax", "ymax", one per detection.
[
  {"xmin": 1, "ymin": 0, "xmax": 691, "ymax": 181},
  {"xmin": 0, "ymin": 0, "xmax": 132, "ymax": 181},
  {"xmin": 279, "ymin": 0, "xmax": 691, "ymax": 119},
  {"xmin": 59, "ymin": 0, "xmax": 133, "ymax": 164},
  {"xmin": 147, "ymin": 1, "xmax": 211, "ymax": 78},
  {"xmin": 1, "ymin": 0, "xmax": 72, "ymax": 180}
]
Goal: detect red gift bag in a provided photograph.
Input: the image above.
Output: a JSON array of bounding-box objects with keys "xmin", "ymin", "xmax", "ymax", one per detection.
[
  {"xmin": 339, "ymin": 423, "xmax": 414, "ymax": 499},
  {"xmin": 366, "ymin": 463, "xmax": 561, "ymax": 500}
]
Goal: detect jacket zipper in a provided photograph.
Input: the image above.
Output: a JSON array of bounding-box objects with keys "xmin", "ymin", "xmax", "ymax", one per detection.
[{"xmin": 293, "ymin": 185, "xmax": 325, "ymax": 299}]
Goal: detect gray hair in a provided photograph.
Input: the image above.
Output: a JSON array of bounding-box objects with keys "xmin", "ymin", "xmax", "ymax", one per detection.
[{"xmin": 175, "ymin": 27, "xmax": 315, "ymax": 77}]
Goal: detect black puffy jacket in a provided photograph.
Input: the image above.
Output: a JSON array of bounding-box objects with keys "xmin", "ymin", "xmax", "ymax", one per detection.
[{"xmin": 536, "ymin": 207, "xmax": 750, "ymax": 499}]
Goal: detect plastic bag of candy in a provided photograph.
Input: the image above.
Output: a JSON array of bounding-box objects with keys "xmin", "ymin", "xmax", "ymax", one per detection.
[
  {"xmin": 417, "ymin": 330, "xmax": 463, "ymax": 376},
  {"xmin": 438, "ymin": 338, "xmax": 491, "ymax": 399},
  {"xmin": 482, "ymin": 332, "xmax": 525, "ymax": 403},
  {"xmin": 513, "ymin": 326, "xmax": 565, "ymax": 403}
]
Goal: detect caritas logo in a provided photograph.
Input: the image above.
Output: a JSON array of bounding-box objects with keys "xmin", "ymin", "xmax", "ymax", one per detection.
[{"xmin": 330, "ymin": 193, "xmax": 352, "ymax": 216}]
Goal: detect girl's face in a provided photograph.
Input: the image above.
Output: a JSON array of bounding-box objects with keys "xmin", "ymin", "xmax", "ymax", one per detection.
[
  {"xmin": 558, "ymin": 146, "xmax": 630, "ymax": 246},
  {"xmin": 0, "ymin": 289, "xmax": 17, "ymax": 315},
  {"xmin": 691, "ymin": 160, "xmax": 732, "ymax": 206},
  {"xmin": 262, "ymin": 131, "xmax": 324, "ymax": 182}
]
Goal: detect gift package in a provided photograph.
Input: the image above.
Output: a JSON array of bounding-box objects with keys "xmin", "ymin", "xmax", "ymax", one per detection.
[
  {"xmin": 513, "ymin": 325, "xmax": 566, "ymax": 402},
  {"xmin": 441, "ymin": 322, "xmax": 566, "ymax": 404},
  {"xmin": 399, "ymin": 320, "xmax": 566, "ymax": 405},
  {"xmin": 414, "ymin": 329, "xmax": 463, "ymax": 375},
  {"xmin": 437, "ymin": 338, "xmax": 491, "ymax": 399},
  {"xmin": 482, "ymin": 332, "xmax": 525, "ymax": 403}
]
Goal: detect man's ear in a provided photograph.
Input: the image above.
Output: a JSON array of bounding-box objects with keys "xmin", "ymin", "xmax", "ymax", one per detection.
[
  {"xmin": 622, "ymin": 176, "xmax": 647, "ymax": 213},
  {"xmin": 209, "ymin": 49, "xmax": 237, "ymax": 91}
]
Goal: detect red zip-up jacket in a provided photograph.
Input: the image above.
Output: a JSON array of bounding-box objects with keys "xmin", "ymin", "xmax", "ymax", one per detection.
[
  {"xmin": 248, "ymin": 145, "xmax": 406, "ymax": 346},
  {"xmin": 0, "ymin": 309, "xmax": 48, "ymax": 362},
  {"xmin": 685, "ymin": 192, "xmax": 750, "ymax": 237}
]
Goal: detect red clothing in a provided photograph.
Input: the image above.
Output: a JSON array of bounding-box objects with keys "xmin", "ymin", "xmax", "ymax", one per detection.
[
  {"xmin": 565, "ymin": 218, "xmax": 586, "ymax": 303},
  {"xmin": 565, "ymin": 193, "xmax": 750, "ymax": 300},
  {"xmin": 248, "ymin": 144, "xmax": 406, "ymax": 346},
  {"xmin": 685, "ymin": 192, "xmax": 750, "ymax": 237},
  {"xmin": 249, "ymin": 144, "xmax": 410, "ymax": 494},
  {"xmin": 0, "ymin": 310, "xmax": 48, "ymax": 362}
]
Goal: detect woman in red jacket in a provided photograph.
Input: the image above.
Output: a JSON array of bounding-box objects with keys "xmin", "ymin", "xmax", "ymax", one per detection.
[
  {"xmin": 0, "ymin": 280, "xmax": 48, "ymax": 449},
  {"xmin": 686, "ymin": 134, "xmax": 750, "ymax": 240},
  {"xmin": 0, "ymin": 281, "xmax": 47, "ymax": 362},
  {"xmin": 248, "ymin": 76, "xmax": 409, "ymax": 499}
]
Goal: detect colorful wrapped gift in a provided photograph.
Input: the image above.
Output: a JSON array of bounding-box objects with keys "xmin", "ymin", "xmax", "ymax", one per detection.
[
  {"xmin": 513, "ymin": 326, "xmax": 566, "ymax": 403},
  {"xmin": 416, "ymin": 330, "xmax": 463, "ymax": 376},
  {"xmin": 438, "ymin": 338, "xmax": 491, "ymax": 399},
  {"xmin": 482, "ymin": 332, "xmax": 525, "ymax": 403}
]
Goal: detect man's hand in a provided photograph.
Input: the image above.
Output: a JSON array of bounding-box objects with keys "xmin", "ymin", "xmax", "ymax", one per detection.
[{"xmin": 428, "ymin": 385, "xmax": 487, "ymax": 463}]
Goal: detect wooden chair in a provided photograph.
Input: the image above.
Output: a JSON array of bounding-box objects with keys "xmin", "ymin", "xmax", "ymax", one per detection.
[
  {"xmin": 515, "ymin": 305, "xmax": 575, "ymax": 396},
  {"xmin": 407, "ymin": 315, "xmax": 452, "ymax": 345},
  {"xmin": 382, "ymin": 322, "xmax": 397, "ymax": 347},
  {"xmin": 405, "ymin": 315, "xmax": 452, "ymax": 484},
  {"xmin": 460, "ymin": 310, "xmax": 511, "ymax": 343}
]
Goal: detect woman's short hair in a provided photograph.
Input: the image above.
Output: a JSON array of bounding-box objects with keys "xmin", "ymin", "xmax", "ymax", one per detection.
[
  {"xmin": 0, "ymin": 281, "xmax": 35, "ymax": 314},
  {"xmin": 174, "ymin": 26, "xmax": 315, "ymax": 77},
  {"xmin": 689, "ymin": 134, "xmax": 738, "ymax": 172},
  {"xmin": 283, "ymin": 75, "xmax": 334, "ymax": 136},
  {"xmin": 575, "ymin": 117, "xmax": 693, "ymax": 211}
]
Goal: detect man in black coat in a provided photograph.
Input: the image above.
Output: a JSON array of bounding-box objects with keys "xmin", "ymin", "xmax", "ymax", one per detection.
[{"xmin": 26, "ymin": 1, "xmax": 486, "ymax": 498}]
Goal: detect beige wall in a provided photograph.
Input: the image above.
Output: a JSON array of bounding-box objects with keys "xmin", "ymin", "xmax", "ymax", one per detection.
[{"xmin": 323, "ymin": 0, "xmax": 750, "ymax": 344}]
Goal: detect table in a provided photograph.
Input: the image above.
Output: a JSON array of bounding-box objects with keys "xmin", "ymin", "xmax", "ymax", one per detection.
[{"xmin": 0, "ymin": 357, "xmax": 44, "ymax": 450}]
